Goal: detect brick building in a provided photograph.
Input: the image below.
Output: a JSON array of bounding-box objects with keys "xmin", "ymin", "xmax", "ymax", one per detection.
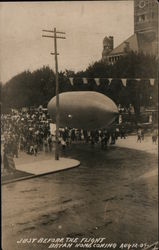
[{"xmin": 102, "ymin": 0, "xmax": 158, "ymax": 64}]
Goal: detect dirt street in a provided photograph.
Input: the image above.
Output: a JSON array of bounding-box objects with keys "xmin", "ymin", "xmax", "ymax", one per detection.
[{"xmin": 2, "ymin": 143, "xmax": 158, "ymax": 250}]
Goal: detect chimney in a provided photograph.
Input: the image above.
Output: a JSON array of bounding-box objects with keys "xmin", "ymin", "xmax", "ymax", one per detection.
[{"xmin": 109, "ymin": 36, "xmax": 114, "ymax": 50}]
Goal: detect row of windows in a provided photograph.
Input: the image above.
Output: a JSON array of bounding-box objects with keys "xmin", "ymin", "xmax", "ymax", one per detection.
[
  {"xmin": 104, "ymin": 45, "xmax": 113, "ymax": 51},
  {"xmin": 135, "ymin": 0, "xmax": 156, "ymax": 8},
  {"xmin": 136, "ymin": 12, "xmax": 155, "ymax": 23},
  {"xmin": 108, "ymin": 55, "xmax": 122, "ymax": 63}
]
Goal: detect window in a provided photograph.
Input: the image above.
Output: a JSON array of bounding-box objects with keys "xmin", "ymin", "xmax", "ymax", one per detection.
[{"xmin": 137, "ymin": 14, "xmax": 146, "ymax": 22}]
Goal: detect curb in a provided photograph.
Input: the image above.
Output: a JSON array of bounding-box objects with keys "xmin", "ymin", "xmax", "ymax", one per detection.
[{"xmin": 2, "ymin": 162, "xmax": 80, "ymax": 185}]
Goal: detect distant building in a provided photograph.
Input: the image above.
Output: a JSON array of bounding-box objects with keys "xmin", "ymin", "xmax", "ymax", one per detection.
[{"xmin": 102, "ymin": 0, "xmax": 158, "ymax": 64}]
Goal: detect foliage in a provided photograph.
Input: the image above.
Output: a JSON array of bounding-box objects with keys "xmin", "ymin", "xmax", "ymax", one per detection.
[
  {"xmin": 1, "ymin": 52, "xmax": 158, "ymax": 116},
  {"xmin": 111, "ymin": 51, "xmax": 157, "ymax": 78}
]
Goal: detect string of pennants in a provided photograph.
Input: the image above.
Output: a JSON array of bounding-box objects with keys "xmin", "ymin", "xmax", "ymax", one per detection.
[{"xmin": 68, "ymin": 77, "xmax": 156, "ymax": 87}]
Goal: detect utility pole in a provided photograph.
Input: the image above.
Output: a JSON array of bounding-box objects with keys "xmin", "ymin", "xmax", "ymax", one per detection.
[{"xmin": 42, "ymin": 28, "xmax": 66, "ymax": 160}]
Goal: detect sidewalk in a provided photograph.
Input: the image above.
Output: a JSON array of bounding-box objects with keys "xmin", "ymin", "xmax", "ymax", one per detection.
[
  {"xmin": 15, "ymin": 157, "xmax": 80, "ymax": 175},
  {"xmin": 116, "ymin": 135, "xmax": 158, "ymax": 155},
  {"xmin": 115, "ymin": 135, "xmax": 158, "ymax": 181},
  {"xmin": 2, "ymin": 152, "xmax": 80, "ymax": 185}
]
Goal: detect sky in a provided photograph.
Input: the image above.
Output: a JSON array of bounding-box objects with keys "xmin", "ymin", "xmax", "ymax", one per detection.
[{"xmin": 0, "ymin": 1, "xmax": 134, "ymax": 83}]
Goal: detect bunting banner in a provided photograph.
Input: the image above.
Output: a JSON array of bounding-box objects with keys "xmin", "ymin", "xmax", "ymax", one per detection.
[
  {"xmin": 68, "ymin": 77, "xmax": 155, "ymax": 87},
  {"xmin": 150, "ymin": 79, "xmax": 155, "ymax": 86},
  {"xmin": 82, "ymin": 78, "xmax": 88, "ymax": 84},
  {"xmin": 69, "ymin": 77, "xmax": 74, "ymax": 86},
  {"xmin": 121, "ymin": 79, "xmax": 127, "ymax": 87},
  {"xmin": 94, "ymin": 78, "xmax": 100, "ymax": 86}
]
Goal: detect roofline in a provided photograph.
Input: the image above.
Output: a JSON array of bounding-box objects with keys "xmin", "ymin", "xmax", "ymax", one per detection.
[{"xmin": 108, "ymin": 33, "xmax": 137, "ymax": 56}]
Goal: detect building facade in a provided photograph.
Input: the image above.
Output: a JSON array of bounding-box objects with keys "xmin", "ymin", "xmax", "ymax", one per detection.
[{"xmin": 102, "ymin": 0, "xmax": 158, "ymax": 64}]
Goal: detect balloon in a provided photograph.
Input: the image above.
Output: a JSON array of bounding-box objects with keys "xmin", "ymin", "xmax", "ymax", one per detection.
[{"xmin": 48, "ymin": 91, "xmax": 118, "ymax": 129}]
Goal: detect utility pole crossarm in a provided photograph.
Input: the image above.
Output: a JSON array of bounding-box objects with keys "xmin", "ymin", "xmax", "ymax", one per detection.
[
  {"xmin": 42, "ymin": 35, "xmax": 66, "ymax": 39},
  {"xmin": 43, "ymin": 29, "xmax": 65, "ymax": 34},
  {"xmin": 42, "ymin": 29, "xmax": 54, "ymax": 33},
  {"xmin": 51, "ymin": 52, "xmax": 59, "ymax": 55}
]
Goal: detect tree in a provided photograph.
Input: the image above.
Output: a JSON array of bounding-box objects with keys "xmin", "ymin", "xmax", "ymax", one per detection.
[
  {"xmin": 112, "ymin": 51, "xmax": 157, "ymax": 78},
  {"xmin": 2, "ymin": 51, "xmax": 158, "ymax": 116},
  {"xmin": 2, "ymin": 66, "xmax": 56, "ymax": 110},
  {"xmin": 79, "ymin": 52, "xmax": 158, "ymax": 116}
]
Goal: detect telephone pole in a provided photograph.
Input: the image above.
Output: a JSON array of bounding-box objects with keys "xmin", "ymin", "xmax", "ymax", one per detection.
[{"xmin": 42, "ymin": 28, "xmax": 66, "ymax": 160}]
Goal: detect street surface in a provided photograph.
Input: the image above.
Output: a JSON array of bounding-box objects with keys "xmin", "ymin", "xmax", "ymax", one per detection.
[{"xmin": 2, "ymin": 137, "xmax": 158, "ymax": 250}]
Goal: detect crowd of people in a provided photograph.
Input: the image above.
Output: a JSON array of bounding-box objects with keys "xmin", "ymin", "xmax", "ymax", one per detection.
[
  {"xmin": 136, "ymin": 127, "xmax": 158, "ymax": 144},
  {"xmin": 1, "ymin": 108, "xmax": 126, "ymax": 163},
  {"xmin": 1, "ymin": 107, "xmax": 157, "ymax": 173},
  {"xmin": 59, "ymin": 127, "xmax": 122, "ymax": 150},
  {"xmin": 1, "ymin": 108, "xmax": 124, "ymax": 152},
  {"xmin": 1, "ymin": 108, "xmax": 51, "ymax": 157}
]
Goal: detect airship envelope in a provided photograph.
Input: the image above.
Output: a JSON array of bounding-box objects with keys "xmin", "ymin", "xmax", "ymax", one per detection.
[{"xmin": 48, "ymin": 91, "xmax": 118, "ymax": 129}]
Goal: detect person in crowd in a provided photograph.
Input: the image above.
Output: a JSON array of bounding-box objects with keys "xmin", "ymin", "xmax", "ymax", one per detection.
[
  {"xmin": 3, "ymin": 147, "xmax": 10, "ymax": 173},
  {"xmin": 3, "ymin": 145, "xmax": 15, "ymax": 174},
  {"xmin": 101, "ymin": 135, "xmax": 108, "ymax": 150},
  {"xmin": 61, "ymin": 138, "xmax": 66, "ymax": 150},
  {"xmin": 120, "ymin": 126, "xmax": 126, "ymax": 139},
  {"xmin": 30, "ymin": 143, "xmax": 34, "ymax": 155},
  {"xmin": 48, "ymin": 135, "xmax": 53, "ymax": 152},
  {"xmin": 110, "ymin": 132, "xmax": 116, "ymax": 145},
  {"xmin": 137, "ymin": 129, "xmax": 142, "ymax": 143},
  {"xmin": 115, "ymin": 127, "xmax": 120, "ymax": 140},
  {"xmin": 152, "ymin": 129, "xmax": 158, "ymax": 144},
  {"xmin": 141, "ymin": 129, "xmax": 144, "ymax": 141},
  {"xmin": 34, "ymin": 143, "xmax": 38, "ymax": 156},
  {"xmin": 83, "ymin": 130, "xmax": 88, "ymax": 143},
  {"xmin": 71, "ymin": 129, "xmax": 76, "ymax": 142},
  {"xmin": 44, "ymin": 138, "xmax": 48, "ymax": 153},
  {"xmin": 12, "ymin": 139, "xmax": 18, "ymax": 158},
  {"xmin": 90, "ymin": 135, "xmax": 95, "ymax": 147}
]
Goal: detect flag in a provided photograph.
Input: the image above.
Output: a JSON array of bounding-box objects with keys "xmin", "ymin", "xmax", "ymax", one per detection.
[
  {"xmin": 94, "ymin": 78, "xmax": 100, "ymax": 86},
  {"xmin": 121, "ymin": 79, "xmax": 127, "ymax": 87},
  {"xmin": 83, "ymin": 78, "xmax": 88, "ymax": 84},
  {"xmin": 50, "ymin": 123, "xmax": 56, "ymax": 135},
  {"xmin": 119, "ymin": 114, "xmax": 122, "ymax": 124},
  {"xmin": 150, "ymin": 79, "xmax": 155, "ymax": 86},
  {"xmin": 69, "ymin": 78, "xmax": 74, "ymax": 86}
]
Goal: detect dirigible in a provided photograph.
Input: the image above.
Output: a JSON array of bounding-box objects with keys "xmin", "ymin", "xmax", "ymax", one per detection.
[{"xmin": 48, "ymin": 91, "xmax": 118, "ymax": 129}]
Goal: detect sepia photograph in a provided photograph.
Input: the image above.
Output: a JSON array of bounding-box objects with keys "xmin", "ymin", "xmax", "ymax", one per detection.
[{"xmin": 0, "ymin": 1, "xmax": 158, "ymax": 250}]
